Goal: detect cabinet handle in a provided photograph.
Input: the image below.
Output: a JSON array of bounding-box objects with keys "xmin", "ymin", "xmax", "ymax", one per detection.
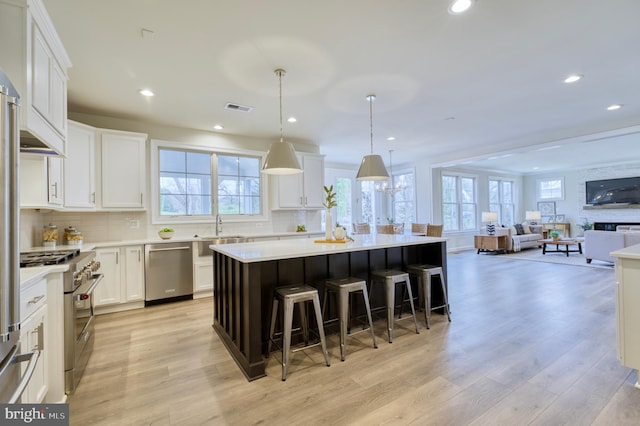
[
  {"xmin": 140, "ymin": 193, "xmax": 143, "ymax": 204},
  {"xmin": 116, "ymin": 252, "xmax": 119, "ymax": 264},
  {"xmin": 52, "ymin": 182, "xmax": 58, "ymax": 198},
  {"xmin": 91, "ymin": 192, "xmax": 96, "ymax": 203},
  {"xmin": 138, "ymin": 251, "xmax": 141, "ymax": 262},
  {"xmin": 27, "ymin": 295, "xmax": 45, "ymax": 304}
]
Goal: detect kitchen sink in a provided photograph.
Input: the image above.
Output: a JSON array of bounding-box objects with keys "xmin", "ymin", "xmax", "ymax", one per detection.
[{"xmin": 197, "ymin": 236, "xmax": 247, "ymax": 256}]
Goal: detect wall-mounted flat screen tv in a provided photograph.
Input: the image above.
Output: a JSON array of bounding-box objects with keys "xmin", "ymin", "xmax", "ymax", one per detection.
[{"xmin": 585, "ymin": 176, "xmax": 640, "ymax": 205}]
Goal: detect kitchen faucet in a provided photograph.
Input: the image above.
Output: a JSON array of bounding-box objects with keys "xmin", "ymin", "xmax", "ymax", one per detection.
[{"xmin": 216, "ymin": 214, "xmax": 223, "ymax": 236}]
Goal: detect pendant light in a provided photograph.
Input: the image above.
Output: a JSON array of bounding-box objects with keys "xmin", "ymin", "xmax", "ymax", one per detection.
[
  {"xmin": 261, "ymin": 68, "xmax": 303, "ymax": 175},
  {"xmin": 356, "ymin": 94, "xmax": 389, "ymax": 181}
]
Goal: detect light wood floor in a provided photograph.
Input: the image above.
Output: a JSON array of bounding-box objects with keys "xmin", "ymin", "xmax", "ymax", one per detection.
[{"xmin": 67, "ymin": 251, "xmax": 640, "ymax": 425}]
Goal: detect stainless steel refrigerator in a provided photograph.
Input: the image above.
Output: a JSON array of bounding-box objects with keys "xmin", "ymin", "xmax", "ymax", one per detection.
[{"xmin": 0, "ymin": 67, "xmax": 40, "ymax": 403}]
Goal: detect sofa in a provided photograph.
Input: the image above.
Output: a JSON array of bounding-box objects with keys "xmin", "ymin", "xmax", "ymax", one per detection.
[
  {"xmin": 493, "ymin": 224, "xmax": 544, "ymax": 252},
  {"xmin": 584, "ymin": 227, "xmax": 640, "ymax": 264}
]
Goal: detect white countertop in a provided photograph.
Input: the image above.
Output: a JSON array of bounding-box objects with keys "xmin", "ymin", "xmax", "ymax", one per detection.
[
  {"xmin": 20, "ymin": 264, "xmax": 69, "ymax": 287},
  {"xmin": 210, "ymin": 234, "xmax": 445, "ymax": 263},
  {"xmin": 611, "ymin": 243, "xmax": 640, "ymax": 260}
]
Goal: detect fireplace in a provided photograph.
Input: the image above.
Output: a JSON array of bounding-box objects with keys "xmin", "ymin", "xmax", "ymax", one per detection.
[{"xmin": 593, "ymin": 222, "xmax": 640, "ymax": 231}]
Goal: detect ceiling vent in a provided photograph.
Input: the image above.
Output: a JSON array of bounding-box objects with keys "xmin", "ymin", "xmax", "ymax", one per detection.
[{"xmin": 224, "ymin": 103, "xmax": 253, "ymax": 112}]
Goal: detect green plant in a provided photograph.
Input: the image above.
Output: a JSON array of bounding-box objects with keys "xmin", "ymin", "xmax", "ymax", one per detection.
[
  {"xmin": 580, "ymin": 219, "xmax": 593, "ymax": 231},
  {"xmin": 323, "ymin": 185, "xmax": 337, "ymax": 209},
  {"xmin": 160, "ymin": 227, "xmax": 174, "ymax": 233},
  {"xmin": 549, "ymin": 230, "xmax": 560, "ymax": 239},
  {"xmin": 386, "ymin": 217, "xmax": 395, "ymax": 224},
  {"xmin": 296, "ymin": 225, "xmax": 306, "ymax": 232}
]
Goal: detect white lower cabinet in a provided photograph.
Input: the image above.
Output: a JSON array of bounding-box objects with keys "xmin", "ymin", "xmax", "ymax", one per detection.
[
  {"xmin": 193, "ymin": 241, "xmax": 213, "ymax": 298},
  {"xmin": 95, "ymin": 245, "xmax": 145, "ymax": 313},
  {"xmin": 19, "ymin": 277, "xmax": 48, "ymax": 403}
]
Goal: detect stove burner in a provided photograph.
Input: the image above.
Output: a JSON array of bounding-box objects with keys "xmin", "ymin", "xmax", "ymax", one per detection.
[{"xmin": 20, "ymin": 249, "xmax": 80, "ymax": 267}]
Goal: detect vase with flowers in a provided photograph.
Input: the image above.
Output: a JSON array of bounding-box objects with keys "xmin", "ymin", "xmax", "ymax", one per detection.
[{"xmin": 323, "ymin": 185, "xmax": 337, "ymax": 240}]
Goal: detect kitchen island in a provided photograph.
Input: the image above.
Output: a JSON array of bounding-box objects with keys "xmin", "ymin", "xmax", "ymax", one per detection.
[{"xmin": 210, "ymin": 234, "xmax": 447, "ymax": 380}]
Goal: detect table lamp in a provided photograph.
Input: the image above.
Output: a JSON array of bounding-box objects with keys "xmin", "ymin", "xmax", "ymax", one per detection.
[
  {"xmin": 481, "ymin": 211, "xmax": 498, "ymax": 235},
  {"xmin": 525, "ymin": 210, "xmax": 541, "ymax": 225}
]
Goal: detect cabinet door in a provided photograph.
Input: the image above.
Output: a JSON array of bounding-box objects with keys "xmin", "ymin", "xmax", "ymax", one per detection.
[
  {"xmin": 47, "ymin": 156, "xmax": 63, "ymax": 206},
  {"xmin": 301, "ymin": 155, "xmax": 324, "ymax": 208},
  {"xmin": 95, "ymin": 248, "xmax": 122, "ymax": 306},
  {"xmin": 50, "ymin": 62, "xmax": 67, "ymax": 135},
  {"xmin": 101, "ymin": 131, "xmax": 147, "ymax": 208},
  {"xmin": 275, "ymin": 163, "xmax": 304, "ymax": 208},
  {"xmin": 194, "ymin": 262, "xmax": 213, "ymax": 292},
  {"xmin": 20, "ymin": 305, "xmax": 47, "ymax": 403},
  {"xmin": 31, "ymin": 23, "xmax": 51, "ymax": 121},
  {"xmin": 64, "ymin": 122, "xmax": 96, "ymax": 208},
  {"xmin": 124, "ymin": 246, "xmax": 144, "ymax": 302}
]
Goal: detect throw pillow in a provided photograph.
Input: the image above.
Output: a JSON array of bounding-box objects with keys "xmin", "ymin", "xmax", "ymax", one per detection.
[
  {"xmin": 514, "ymin": 224, "xmax": 525, "ymax": 235},
  {"xmin": 522, "ymin": 224, "xmax": 532, "ymax": 234}
]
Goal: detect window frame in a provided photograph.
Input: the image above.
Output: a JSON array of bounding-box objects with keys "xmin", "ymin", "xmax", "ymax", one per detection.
[
  {"xmin": 536, "ymin": 176, "xmax": 565, "ymax": 201},
  {"xmin": 150, "ymin": 139, "xmax": 269, "ymax": 225},
  {"xmin": 442, "ymin": 172, "xmax": 478, "ymax": 232},
  {"xmin": 391, "ymin": 166, "xmax": 416, "ymax": 229},
  {"xmin": 488, "ymin": 177, "xmax": 515, "ymax": 225}
]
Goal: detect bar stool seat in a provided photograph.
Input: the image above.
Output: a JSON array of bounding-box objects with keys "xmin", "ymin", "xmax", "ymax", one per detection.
[
  {"xmin": 267, "ymin": 285, "xmax": 331, "ymax": 380},
  {"xmin": 370, "ymin": 269, "xmax": 420, "ymax": 343},
  {"xmin": 322, "ymin": 277, "xmax": 377, "ymax": 361},
  {"xmin": 406, "ymin": 264, "xmax": 451, "ymax": 328}
]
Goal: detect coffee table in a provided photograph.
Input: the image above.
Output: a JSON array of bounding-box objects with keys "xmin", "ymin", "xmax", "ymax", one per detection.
[{"xmin": 539, "ymin": 238, "xmax": 583, "ymax": 257}]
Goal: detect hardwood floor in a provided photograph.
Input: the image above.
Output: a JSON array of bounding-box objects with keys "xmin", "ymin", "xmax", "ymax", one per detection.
[{"xmin": 67, "ymin": 251, "xmax": 640, "ymax": 425}]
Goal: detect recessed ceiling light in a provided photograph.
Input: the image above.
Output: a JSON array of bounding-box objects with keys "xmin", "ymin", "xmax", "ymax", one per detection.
[
  {"xmin": 564, "ymin": 74, "xmax": 582, "ymax": 83},
  {"xmin": 387, "ymin": 136, "xmax": 396, "ymax": 141},
  {"xmin": 536, "ymin": 145, "xmax": 562, "ymax": 151},
  {"xmin": 532, "ymin": 166, "xmax": 540, "ymax": 170},
  {"xmin": 213, "ymin": 124, "xmax": 223, "ymax": 130},
  {"xmin": 448, "ymin": 0, "xmax": 474, "ymax": 15},
  {"xmin": 287, "ymin": 117, "xmax": 297, "ymax": 123},
  {"xmin": 607, "ymin": 104, "xmax": 623, "ymax": 111},
  {"xmin": 139, "ymin": 89, "xmax": 154, "ymax": 97}
]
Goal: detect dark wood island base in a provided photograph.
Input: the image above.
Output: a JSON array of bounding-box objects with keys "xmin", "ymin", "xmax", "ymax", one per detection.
[{"xmin": 211, "ymin": 236, "xmax": 447, "ymax": 381}]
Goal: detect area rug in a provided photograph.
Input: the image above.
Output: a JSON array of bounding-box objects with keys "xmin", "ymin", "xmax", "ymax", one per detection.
[{"xmin": 495, "ymin": 248, "xmax": 614, "ymax": 270}]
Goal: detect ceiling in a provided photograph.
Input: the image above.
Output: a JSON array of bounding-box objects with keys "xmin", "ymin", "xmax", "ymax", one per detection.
[{"xmin": 43, "ymin": 0, "xmax": 640, "ymax": 174}]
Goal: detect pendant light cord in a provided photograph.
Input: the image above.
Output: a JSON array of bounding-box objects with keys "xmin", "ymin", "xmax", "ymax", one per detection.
[
  {"xmin": 276, "ymin": 69, "xmax": 286, "ymax": 143},
  {"xmin": 367, "ymin": 94, "xmax": 375, "ymax": 154}
]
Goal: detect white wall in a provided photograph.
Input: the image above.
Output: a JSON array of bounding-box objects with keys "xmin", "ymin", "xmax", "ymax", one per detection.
[{"xmin": 524, "ymin": 162, "xmax": 640, "ymax": 236}]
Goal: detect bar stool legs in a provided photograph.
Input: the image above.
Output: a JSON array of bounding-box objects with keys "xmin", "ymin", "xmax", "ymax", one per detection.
[
  {"xmin": 370, "ymin": 270, "xmax": 419, "ymax": 343},
  {"xmin": 407, "ymin": 264, "xmax": 451, "ymax": 328},
  {"xmin": 268, "ymin": 285, "xmax": 330, "ymax": 381},
  {"xmin": 322, "ymin": 277, "xmax": 377, "ymax": 361}
]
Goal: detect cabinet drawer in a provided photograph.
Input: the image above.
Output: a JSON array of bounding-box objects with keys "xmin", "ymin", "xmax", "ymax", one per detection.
[{"xmin": 20, "ymin": 278, "xmax": 47, "ymax": 321}]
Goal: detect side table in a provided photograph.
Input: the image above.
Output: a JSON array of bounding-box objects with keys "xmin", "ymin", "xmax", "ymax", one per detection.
[{"xmin": 474, "ymin": 235, "xmax": 508, "ymax": 254}]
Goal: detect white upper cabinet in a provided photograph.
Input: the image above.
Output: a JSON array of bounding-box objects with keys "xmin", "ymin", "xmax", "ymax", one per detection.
[
  {"xmin": 64, "ymin": 121, "xmax": 96, "ymax": 209},
  {"xmin": 270, "ymin": 154, "xmax": 325, "ymax": 209},
  {"xmin": 99, "ymin": 130, "xmax": 147, "ymax": 209},
  {"xmin": 0, "ymin": 0, "xmax": 71, "ymax": 155},
  {"xmin": 20, "ymin": 154, "xmax": 63, "ymax": 208}
]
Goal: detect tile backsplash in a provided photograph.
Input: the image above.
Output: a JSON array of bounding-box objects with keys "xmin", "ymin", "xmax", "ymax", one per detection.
[{"xmin": 20, "ymin": 209, "xmax": 322, "ymax": 249}]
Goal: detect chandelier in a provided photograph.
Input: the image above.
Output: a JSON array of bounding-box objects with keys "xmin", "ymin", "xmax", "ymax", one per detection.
[{"xmin": 375, "ymin": 150, "xmax": 407, "ymax": 196}]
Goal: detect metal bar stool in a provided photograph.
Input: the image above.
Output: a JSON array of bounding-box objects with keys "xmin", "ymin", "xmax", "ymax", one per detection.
[
  {"xmin": 267, "ymin": 285, "xmax": 331, "ymax": 381},
  {"xmin": 322, "ymin": 277, "xmax": 378, "ymax": 361},
  {"xmin": 370, "ymin": 269, "xmax": 420, "ymax": 343},
  {"xmin": 406, "ymin": 264, "xmax": 451, "ymax": 328}
]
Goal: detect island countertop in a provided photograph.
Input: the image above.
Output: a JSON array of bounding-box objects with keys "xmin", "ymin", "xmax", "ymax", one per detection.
[{"xmin": 210, "ymin": 234, "xmax": 445, "ymax": 263}]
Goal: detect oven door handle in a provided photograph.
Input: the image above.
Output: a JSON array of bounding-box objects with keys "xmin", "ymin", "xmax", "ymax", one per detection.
[
  {"xmin": 75, "ymin": 273, "xmax": 104, "ymax": 300},
  {"xmin": 7, "ymin": 349, "xmax": 40, "ymax": 404}
]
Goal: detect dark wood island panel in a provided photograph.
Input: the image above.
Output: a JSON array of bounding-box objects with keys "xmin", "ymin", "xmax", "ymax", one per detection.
[{"xmin": 212, "ymin": 238, "xmax": 447, "ymax": 380}]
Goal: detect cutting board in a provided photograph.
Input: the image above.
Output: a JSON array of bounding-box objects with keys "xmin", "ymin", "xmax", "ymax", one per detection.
[{"xmin": 314, "ymin": 239, "xmax": 349, "ymax": 244}]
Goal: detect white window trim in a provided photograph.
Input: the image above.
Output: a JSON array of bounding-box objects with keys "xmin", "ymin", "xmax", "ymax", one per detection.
[
  {"xmin": 391, "ymin": 166, "xmax": 416, "ymax": 226},
  {"xmin": 536, "ymin": 176, "xmax": 565, "ymax": 201},
  {"xmin": 150, "ymin": 139, "xmax": 270, "ymax": 225},
  {"xmin": 442, "ymin": 171, "xmax": 478, "ymax": 232},
  {"xmin": 488, "ymin": 176, "xmax": 515, "ymax": 225}
]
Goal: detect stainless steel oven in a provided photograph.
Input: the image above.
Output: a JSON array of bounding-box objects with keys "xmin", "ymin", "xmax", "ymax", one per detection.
[{"xmin": 20, "ymin": 249, "xmax": 102, "ymax": 394}]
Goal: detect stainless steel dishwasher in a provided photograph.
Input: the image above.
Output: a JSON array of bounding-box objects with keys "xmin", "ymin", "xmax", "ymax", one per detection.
[{"xmin": 145, "ymin": 242, "xmax": 193, "ymax": 305}]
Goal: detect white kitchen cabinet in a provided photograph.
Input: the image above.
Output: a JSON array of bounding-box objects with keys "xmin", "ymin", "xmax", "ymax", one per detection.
[
  {"xmin": 19, "ymin": 154, "xmax": 63, "ymax": 208},
  {"xmin": 99, "ymin": 130, "xmax": 147, "ymax": 209},
  {"xmin": 613, "ymin": 252, "xmax": 640, "ymax": 388},
  {"xmin": 193, "ymin": 241, "xmax": 213, "ymax": 297},
  {"xmin": 270, "ymin": 154, "xmax": 324, "ymax": 209},
  {"xmin": 19, "ymin": 277, "xmax": 48, "ymax": 403},
  {"xmin": 0, "ymin": 0, "xmax": 71, "ymax": 154},
  {"xmin": 95, "ymin": 245, "xmax": 145, "ymax": 313},
  {"xmin": 64, "ymin": 121, "xmax": 96, "ymax": 209}
]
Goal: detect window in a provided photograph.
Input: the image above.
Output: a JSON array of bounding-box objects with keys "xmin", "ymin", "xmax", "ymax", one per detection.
[
  {"xmin": 159, "ymin": 149, "xmax": 212, "ymax": 216},
  {"xmin": 152, "ymin": 142, "xmax": 264, "ymax": 224},
  {"xmin": 489, "ymin": 178, "xmax": 514, "ymax": 225},
  {"xmin": 359, "ymin": 181, "xmax": 377, "ymax": 225},
  {"xmin": 217, "ymin": 155, "xmax": 261, "ymax": 215},
  {"xmin": 536, "ymin": 177, "xmax": 564, "ymax": 200},
  {"xmin": 391, "ymin": 170, "xmax": 415, "ymax": 228},
  {"xmin": 442, "ymin": 174, "xmax": 477, "ymax": 231},
  {"xmin": 334, "ymin": 177, "xmax": 353, "ymax": 231}
]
